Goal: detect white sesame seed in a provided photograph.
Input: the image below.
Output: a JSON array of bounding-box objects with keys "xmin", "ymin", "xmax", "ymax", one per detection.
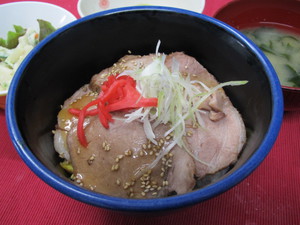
[
  {"xmin": 125, "ymin": 149, "xmax": 132, "ymax": 156},
  {"xmin": 187, "ymin": 131, "xmax": 193, "ymax": 137},
  {"xmin": 111, "ymin": 164, "xmax": 119, "ymax": 171}
]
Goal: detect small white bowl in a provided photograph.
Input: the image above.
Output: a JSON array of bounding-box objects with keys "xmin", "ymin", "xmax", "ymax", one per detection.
[
  {"xmin": 0, "ymin": 1, "xmax": 77, "ymax": 109},
  {"xmin": 77, "ymin": 0, "xmax": 206, "ymax": 17}
]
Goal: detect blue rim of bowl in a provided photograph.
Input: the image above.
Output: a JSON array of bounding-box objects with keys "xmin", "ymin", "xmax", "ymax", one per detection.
[{"xmin": 6, "ymin": 6, "xmax": 283, "ymax": 212}]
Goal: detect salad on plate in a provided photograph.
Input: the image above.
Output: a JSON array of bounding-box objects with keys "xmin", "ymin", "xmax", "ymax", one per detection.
[{"xmin": 0, "ymin": 19, "xmax": 56, "ymax": 92}]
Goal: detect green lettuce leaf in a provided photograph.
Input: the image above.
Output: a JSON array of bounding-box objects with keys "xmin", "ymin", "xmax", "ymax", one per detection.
[
  {"xmin": 37, "ymin": 19, "xmax": 56, "ymax": 41},
  {"xmin": 0, "ymin": 20, "xmax": 56, "ymax": 49},
  {"xmin": 0, "ymin": 25, "xmax": 26, "ymax": 49}
]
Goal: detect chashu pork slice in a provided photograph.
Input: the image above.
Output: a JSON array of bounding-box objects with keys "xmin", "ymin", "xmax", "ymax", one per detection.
[
  {"xmin": 54, "ymin": 51, "xmax": 246, "ymax": 198},
  {"xmin": 66, "ymin": 113, "xmax": 195, "ymax": 198},
  {"xmin": 164, "ymin": 52, "xmax": 246, "ymax": 178}
]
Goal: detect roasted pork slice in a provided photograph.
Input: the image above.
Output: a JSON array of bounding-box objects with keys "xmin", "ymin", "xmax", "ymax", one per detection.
[
  {"xmin": 54, "ymin": 84, "xmax": 95, "ymax": 161},
  {"xmin": 65, "ymin": 113, "xmax": 196, "ymax": 198},
  {"xmin": 53, "ymin": 51, "xmax": 246, "ymax": 199},
  {"xmin": 166, "ymin": 146, "xmax": 196, "ymax": 195},
  {"xmin": 165, "ymin": 52, "xmax": 246, "ymax": 178},
  {"xmin": 186, "ymin": 100, "xmax": 246, "ymax": 178}
]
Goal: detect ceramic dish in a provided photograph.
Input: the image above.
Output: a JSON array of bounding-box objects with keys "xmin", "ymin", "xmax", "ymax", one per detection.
[
  {"xmin": 77, "ymin": 0, "xmax": 206, "ymax": 17},
  {"xmin": 0, "ymin": 1, "xmax": 77, "ymax": 109},
  {"xmin": 214, "ymin": 0, "xmax": 300, "ymax": 111}
]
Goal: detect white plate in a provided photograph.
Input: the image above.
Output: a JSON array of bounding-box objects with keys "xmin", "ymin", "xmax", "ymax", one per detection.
[
  {"xmin": 77, "ymin": 0, "xmax": 206, "ymax": 17},
  {"xmin": 0, "ymin": 1, "xmax": 77, "ymax": 100}
]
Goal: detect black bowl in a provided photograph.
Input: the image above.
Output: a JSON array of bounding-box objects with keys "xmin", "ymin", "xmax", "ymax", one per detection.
[{"xmin": 6, "ymin": 7, "xmax": 283, "ymax": 212}]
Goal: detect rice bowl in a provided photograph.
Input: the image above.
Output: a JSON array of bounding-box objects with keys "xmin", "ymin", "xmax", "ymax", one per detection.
[{"xmin": 6, "ymin": 7, "xmax": 283, "ymax": 212}]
